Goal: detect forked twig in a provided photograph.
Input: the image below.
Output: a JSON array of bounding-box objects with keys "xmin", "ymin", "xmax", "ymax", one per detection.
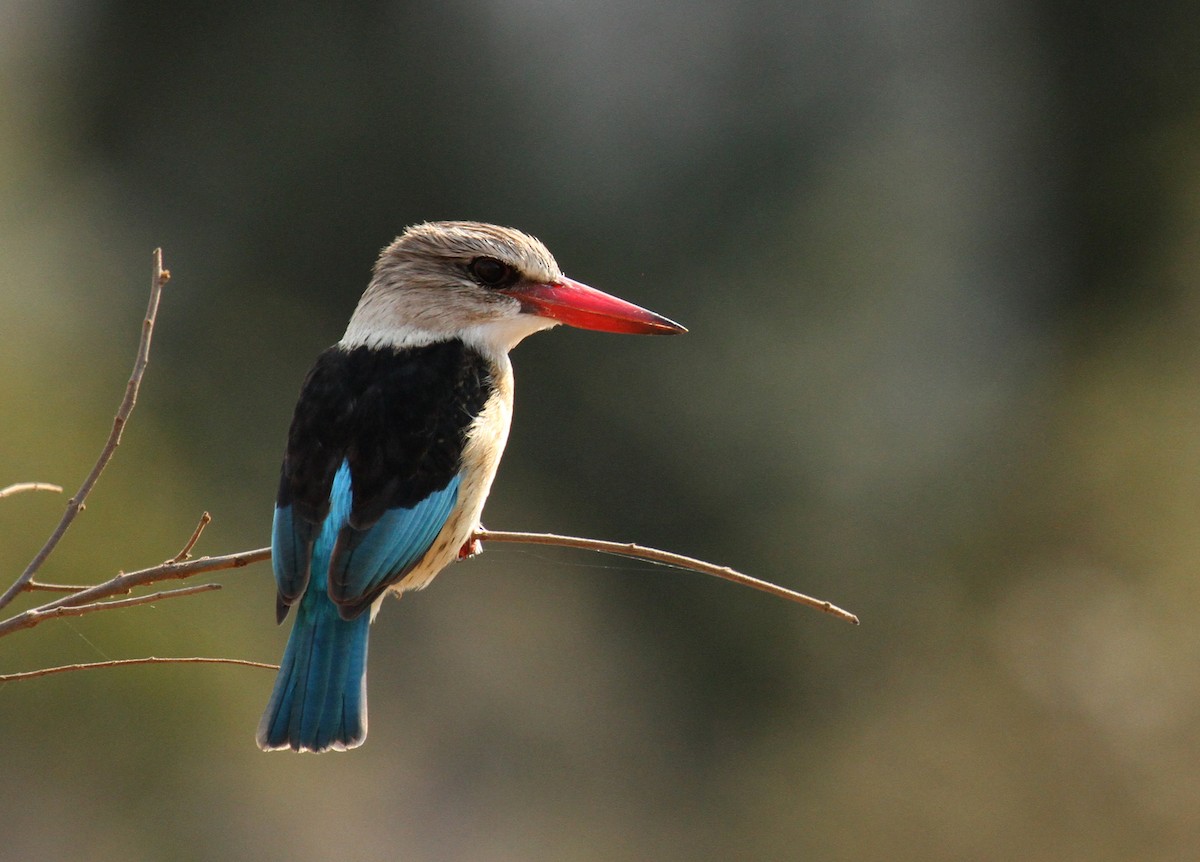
[
  {"xmin": 1, "ymin": 584, "xmax": 222, "ymax": 636},
  {"xmin": 0, "ymin": 250, "xmax": 170, "ymax": 612},
  {"xmin": 0, "ymin": 546, "xmax": 271, "ymax": 639}
]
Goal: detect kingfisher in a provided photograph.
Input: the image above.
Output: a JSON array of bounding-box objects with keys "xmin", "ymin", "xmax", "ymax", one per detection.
[{"xmin": 257, "ymin": 221, "xmax": 685, "ymax": 752}]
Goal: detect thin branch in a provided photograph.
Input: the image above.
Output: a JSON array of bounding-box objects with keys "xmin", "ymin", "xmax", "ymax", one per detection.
[
  {"xmin": 0, "ymin": 250, "xmax": 171, "ymax": 612},
  {"xmin": 0, "ymin": 656, "xmax": 278, "ymax": 683},
  {"xmin": 0, "ymin": 547, "xmax": 271, "ymax": 639},
  {"xmin": 0, "ymin": 483, "xmax": 63, "ymax": 500},
  {"xmin": 171, "ymin": 511, "xmax": 212, "ymax": 563},
  {"xmin": 473, "ymin": 528, "xmax": 860, "ymax": 625},
  {"xmin": 0, "ymin": 528, "xmax": 855, "ymax": 642},
  {"xmin": 1, "ymin": 584, "xmax": 222, "ymax": 636},
  {"xmin": 26, "ymin": 581, "xmax": 91, "ymax": 593},
  {"xmin": 0, "ymin": 526, "xmax": 857, "ymax": 639}
]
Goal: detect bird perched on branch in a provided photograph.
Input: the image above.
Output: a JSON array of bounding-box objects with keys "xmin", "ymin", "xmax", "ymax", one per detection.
[{"xmin": 258, "ymin": 221, "xmax": 685, "ymax": 752}]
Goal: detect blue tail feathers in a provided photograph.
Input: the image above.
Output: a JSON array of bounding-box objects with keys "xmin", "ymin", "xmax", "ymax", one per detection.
[
  {"xmin": 263, "ymin": 458, "xmax": 463, "ymax": 751},
  {"xmin": 256, "ymin": 591, "xmax": 370, "ymax": 752}
]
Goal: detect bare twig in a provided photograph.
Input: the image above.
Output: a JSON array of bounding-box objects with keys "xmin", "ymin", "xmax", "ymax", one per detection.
[
  {"xmin": 473, "ymin": 528, "xmax": 860, "ymax": 624},
  {"xmin": 0, "ymin": 525, "xmax": 856, "ymax": 644},
  {"xmin": 0, "ymin": 250, "xmax": 170, "ymax": 612},
  {"xmin": 0, "ymin": 584, "xmax": 222, "ymax": 636},
  {"xmin": 25, "ymin": 581, "xmax": 89, "ymax": 593},
  {"xmin": 0, "ymin": 547, "xmax": 271, "ymax": 639},
  {"xmin": 0, "ymin": 656, "xmax": 277, "ymax": 683},
  {"xmin": 0, "ymin": 525, "xmax": 857, "ymax": 649},
  {"xmin": 0, "ymin": 483, "xmax": 63, "ymax": 500},
  {"xmin": 171, "ymin": 512, "xmax": 212, "ymax": 563},
  {"xmin": 0, "ymin": 526, "xmax": 857, "ymax": 641}
]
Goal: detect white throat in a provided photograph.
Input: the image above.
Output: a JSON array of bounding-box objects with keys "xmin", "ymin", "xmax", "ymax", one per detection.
[{"xmin": 340, "ymin": 308, "xmax": 558, "ymax": 358}]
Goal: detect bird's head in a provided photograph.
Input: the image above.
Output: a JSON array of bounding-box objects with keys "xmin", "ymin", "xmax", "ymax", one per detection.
[{"xmin": 342, "ymin": 221, "xmax": 685, "ymax": 353}]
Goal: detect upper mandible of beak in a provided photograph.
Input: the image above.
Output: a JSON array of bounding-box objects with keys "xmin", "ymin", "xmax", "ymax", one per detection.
[{"xmin": 500, "ymin": 276, "xmax": 686, "ymax": 335}]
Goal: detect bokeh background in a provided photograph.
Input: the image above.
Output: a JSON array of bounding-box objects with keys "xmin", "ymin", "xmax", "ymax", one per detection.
[{"xmin": 3, "ymin": 1, "xmax": 1199, "ymax": 859}]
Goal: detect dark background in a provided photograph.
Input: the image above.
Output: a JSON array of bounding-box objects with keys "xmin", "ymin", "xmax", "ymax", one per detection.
[{"xmin": 3, "ymin": 2, "xmax": 1200, "ymax": 859}]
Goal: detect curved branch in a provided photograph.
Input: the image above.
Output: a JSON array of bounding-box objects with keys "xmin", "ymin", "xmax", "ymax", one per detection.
[
  {"xmin": 0, "ymin": 525, "xmax": 858, "ymax": 640},
  {"xmin": 0, "ymin": 525, "xmax": 857, "ymax": 643},
  {"xmin": 0, "ymin": 483, "xmax": 63, "ymax": 500},
  {"xmin": 473, "ymin": 528, "xmax": 859, "ymax": 624}
]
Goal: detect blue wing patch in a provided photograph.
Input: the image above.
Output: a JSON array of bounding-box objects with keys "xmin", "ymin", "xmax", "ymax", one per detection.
[
  {"xmin": 326, "ymin": 465, "xmax": 461, "ymax": 612},
  {"xmin": 274, "ymin": 460, "xmax": 461, "ymax": 620},
  {"xmin": 271, "ymin": 503, "xmax": 316, "ymax": 610}
]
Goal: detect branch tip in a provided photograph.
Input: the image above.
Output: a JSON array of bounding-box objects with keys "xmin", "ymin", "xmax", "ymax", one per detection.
[
  {"xmin": 471, "ymin": 528, "xmax": 859, "ymax": 625},
  {"xmin": 0, "ymin": 482, "xmax": 64, "ymax": 500},
  {"xmin": 171, "ymin": 511, "xmax": 213, "ymax": 563},
  {"xmin": 0, "ymin": 247, "xmax": 172, "ymax": 612}
]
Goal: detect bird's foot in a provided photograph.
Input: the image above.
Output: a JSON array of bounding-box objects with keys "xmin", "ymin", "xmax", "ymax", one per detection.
[{"xmin": 457, "ymin": 535, "xmax": 483, "ymax": 560}]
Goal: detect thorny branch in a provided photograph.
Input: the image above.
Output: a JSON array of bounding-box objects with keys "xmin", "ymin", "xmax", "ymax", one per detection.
[{"xmin": 0, "ymin": 248, "xmax": 858, "ymax": 685}]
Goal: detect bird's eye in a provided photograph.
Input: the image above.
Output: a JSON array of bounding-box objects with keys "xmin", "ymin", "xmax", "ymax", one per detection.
[{"xmin": 469, "ymin": 257, "xmax": 517, "ymax": 288}]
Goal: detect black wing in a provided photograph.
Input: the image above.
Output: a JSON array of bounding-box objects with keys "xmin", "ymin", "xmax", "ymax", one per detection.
[{"xmin": 272, "ymin": 339, "xmax": 492, "ymax": 620}]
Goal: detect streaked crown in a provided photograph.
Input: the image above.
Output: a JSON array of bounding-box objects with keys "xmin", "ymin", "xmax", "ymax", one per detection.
[{"xmin": 342, "ymin": 221, "xmax": 563, "ymax": 352}]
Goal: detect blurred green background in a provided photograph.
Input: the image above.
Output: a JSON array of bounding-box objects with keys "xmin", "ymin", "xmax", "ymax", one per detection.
[{"xmin": 3, "ymin": 1, "xmax": 1200, "ymax": 859}]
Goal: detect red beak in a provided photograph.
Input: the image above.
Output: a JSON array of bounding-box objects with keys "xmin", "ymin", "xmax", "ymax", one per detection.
[{"xmin": 501, "ymin": 276, "xmax": 686, "ymax": 335}]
